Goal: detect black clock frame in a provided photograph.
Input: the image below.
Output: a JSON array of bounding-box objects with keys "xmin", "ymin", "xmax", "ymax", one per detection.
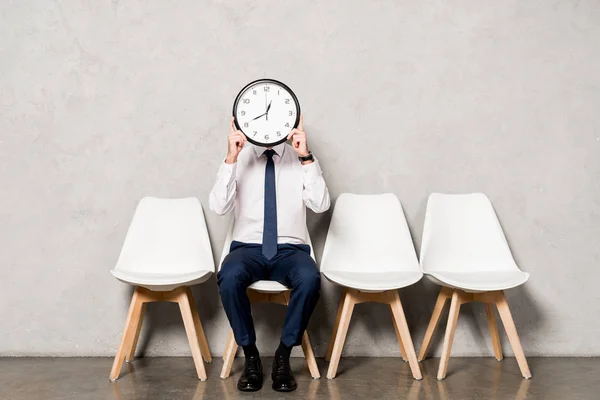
[{"xmin": 232, "ymin": 78, "xmax": 301, "ymax": 147}]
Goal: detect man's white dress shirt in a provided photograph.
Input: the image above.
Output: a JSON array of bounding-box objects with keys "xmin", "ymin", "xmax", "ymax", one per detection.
[{"xmin": 209, "ymin": 142, "xmax": 330, "ymax": 244}]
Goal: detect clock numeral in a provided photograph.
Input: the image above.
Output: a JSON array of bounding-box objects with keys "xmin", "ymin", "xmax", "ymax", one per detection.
[
  {"xmin": 288, "ymin": 111, "xmax": 293, "ymax": 116},
  {"xmin": 276, "ymin": 131, "xmax": 281, "ymax": 137},
  {"xmin": 277, "ymin": 90, "xmax": 280, "ymax": 95},
  {"xmin": 243, "ymin": 99, "xmax": 250, "ymax": 104},
  {"xmin": 244, "ymin": 122, "xmax": 249, "ymax": 128},
  {"xmin": 253, "ymin": 131, "xmax": 257, "ymax": 137},
  {"xmin": 241, "ymin": 111, "xmax": 246, "ymax": 116},
  {"xmin": 253, "ymin": 90, "xmax": 257, "ymax": 95},
  {"xmin": 285, "ymin": 123, "xmax": 290, "ymax": 127},
  {"xmin": 265, "ymin": 134, "xmax": 270, "ymax": 140},
  {"xmin": 264, "ymin": 86, "xmax": 270, "ymax": 92},
  {"xmin": 285, "ymin": 99, "xmax": 290, "ymax": 104}
]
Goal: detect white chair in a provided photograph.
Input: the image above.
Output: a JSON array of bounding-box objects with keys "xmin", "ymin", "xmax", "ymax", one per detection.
[
  {"xmin": 418, "ymin": 193, "xmax": 532, "ymax": 380},
  {"xmin": 321, "ymin": 193, "xmax": 423, "ymax": 380},
  {"xmin": 219, "ymin": 221, "xmax": 320, "ymax": 380},
  {"xmin": 109, "ymin": 197, "xmax": 214, "ymax": 381}
]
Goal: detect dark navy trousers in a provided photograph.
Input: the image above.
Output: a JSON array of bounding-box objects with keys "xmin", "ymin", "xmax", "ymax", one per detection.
[{"xmin": 217, "ymin": 241, "xmax": 321, "ymax": 347}]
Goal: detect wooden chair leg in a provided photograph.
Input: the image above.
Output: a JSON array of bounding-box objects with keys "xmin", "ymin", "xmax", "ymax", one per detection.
[
  {"xmin": 125, "ymin": 303, "xmax": 147, "ymax": 363},
  {"xmin": 220, "ymin": 330, "xmax": 238, "ymax": 379},
  {"xmin": 184, "ymin": 288, "xmax": 212, "ymax": 363},
  {"xmin": 485, "ymin": 303, "xmax": 503, "ymax": 361},
  {"xmin": 177, "ymin": 290, "xmax": 208, "ymax": 381},
  {"xmin": 495, "ymin": 292, "xmax": 532, "ymax": 379},
  {"xmin": 110, "ymin": 288, "xmax": 145, "ymax": 380},
  {"xmin": 325, "ymin": 290, "xmax": 347, "ymax": 362},
  {"xmin": 301, "ymin": 331, "xmax": 321, "ymax": 379},
  {"xmin": 390, "ymin": 305, "xmax": 409, "ymax": 362},
  {"xmin": 326, "ymin": 291, "xmax": 355, "ymax": 379},
  {"xmin": 437, "ymin": 290, "xmax": 462, "ymax": 380},
  {"xmin": 389, "ymin": 291, "xmax": 422, "ymax": 380},
  {"xmin": 418, "ymin": 287, "xmax": 451, "ymax": 361}
]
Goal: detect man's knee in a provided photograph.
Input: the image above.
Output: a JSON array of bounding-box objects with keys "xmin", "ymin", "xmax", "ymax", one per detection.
[
  {"xmin": 294, "ymin": 265, "xmax": 321, "ymax": 295},
  {"xmin": 217, "ymin": 258, "xmax": 250, "ymax": 294}
]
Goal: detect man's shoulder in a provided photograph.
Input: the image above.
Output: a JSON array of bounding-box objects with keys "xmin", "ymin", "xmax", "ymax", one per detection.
[
  {"xmin": 281, "ymin": 142, "xmax": 297, "ymax": 159},
  {"xmin": 282, "ymin": 142, "xmax": 294, "ymax": 152},
  {"xmin": 237, "ymin": 144, "xmax": 255, "ymax": 163}
]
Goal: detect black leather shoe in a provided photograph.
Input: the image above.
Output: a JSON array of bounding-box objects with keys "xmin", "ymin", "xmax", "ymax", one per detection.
[
  {"xmin": 237, "ymin": 355, "xmax": 263, "ymax": 392},
  {"xmin": 272, "ymin": 355, "xmax": 297, "ymax": 392}
]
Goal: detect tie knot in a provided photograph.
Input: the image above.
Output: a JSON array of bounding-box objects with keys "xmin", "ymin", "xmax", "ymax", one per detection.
[{"xmin": 264, "ymin": 149, "xmax": 276, "ymax": 159}]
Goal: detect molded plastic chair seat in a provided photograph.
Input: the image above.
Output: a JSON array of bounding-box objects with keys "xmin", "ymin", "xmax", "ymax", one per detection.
[
  {"xmin": 110, "ymin": 269, "xmax": 213, "ymax": 292},
  {"xmin": 323, "ymin": 271, "xmax": 423, "ymax": 292},
  {"xmin": 425, "ymin": 270, "xmax": 530, "ymax": 292},
  {"xmin": 247, "ymin": 280, "xmax": 289, "ymax": 293}
]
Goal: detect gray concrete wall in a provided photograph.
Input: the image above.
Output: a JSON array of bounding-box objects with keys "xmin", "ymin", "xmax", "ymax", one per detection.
[{"xmin": 1, "ymin": 0, "xmax": 599, "ymax": 357}]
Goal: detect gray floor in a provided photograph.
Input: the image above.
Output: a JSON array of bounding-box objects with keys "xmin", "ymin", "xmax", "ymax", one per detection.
[{"xmin": 1, "ymin": 357, "xmax": 598, "ymax": 400}]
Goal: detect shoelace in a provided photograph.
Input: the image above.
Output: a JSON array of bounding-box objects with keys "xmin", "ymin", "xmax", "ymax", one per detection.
[
  {"xmin": 245, "ymin": 357, "xmax": 260, "ymax": 375},
  {"xmin": 274, "ymin": 355, "xmax": 291, "ymax": 376}
]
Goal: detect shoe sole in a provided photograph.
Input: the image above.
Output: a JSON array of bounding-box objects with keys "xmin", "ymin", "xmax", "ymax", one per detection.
[
  {"xmin": 238, "ymin": 386, "xmax": 263, "ymax": 392},
  {"xmin": 272, "ymin": 384, "xmax": 297, "ymax": 392}
]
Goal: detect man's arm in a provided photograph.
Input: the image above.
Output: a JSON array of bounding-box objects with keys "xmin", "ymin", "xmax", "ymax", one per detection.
[
  {"xmin": 288, "ymin": 116, "xmax": 331, "ymax": 213},
  {"xmin": 209, "ymin": 118, "xmax": 247, "ymax": 215},
  {"xmin": 301, "ymin": 159, "xmax": 331, "ymax": 213},
  {"xmin": 208, "ymin": 161, "xmax": 237, "ymax": 215}
]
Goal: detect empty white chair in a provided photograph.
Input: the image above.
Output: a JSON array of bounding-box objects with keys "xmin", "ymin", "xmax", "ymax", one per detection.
[
  {"xmin": 418, "ymin": 193, "xmax": 532, "ymax": 380},
  {"xmin": 321, "ymin": 193, "xmax": 423, "ymax": 380},
  {"xmin": 109, "ymin": 197, "xmax": 214, "ymax": 381},
  {"xmin": 219, "ymin": 221, "xmax": 320, "ymax": 380}
]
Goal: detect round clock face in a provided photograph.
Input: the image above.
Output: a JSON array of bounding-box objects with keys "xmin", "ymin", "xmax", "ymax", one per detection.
[{"xmin": 232, "ymin": 79, "xmax": 301, "ymax": 147}]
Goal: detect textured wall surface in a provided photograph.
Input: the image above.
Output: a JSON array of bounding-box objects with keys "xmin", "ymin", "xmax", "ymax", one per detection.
[{"xmin": 1, "ymin": 0, "xmax": 599, "ymax": 357}]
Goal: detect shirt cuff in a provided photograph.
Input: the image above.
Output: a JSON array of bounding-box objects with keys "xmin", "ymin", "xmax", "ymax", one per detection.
[
  {"xmin": 218, "ymin": 160, "xmax": 237, "ymax": 186},
  {"xmin": 302, "ymin": 158, "xmax": 322, "ymax": 183}
]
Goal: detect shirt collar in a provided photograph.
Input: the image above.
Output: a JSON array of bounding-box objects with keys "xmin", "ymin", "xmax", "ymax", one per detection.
[{"xmin": 253, "ymin": 142, "xmax": 286, "ymax": 158}]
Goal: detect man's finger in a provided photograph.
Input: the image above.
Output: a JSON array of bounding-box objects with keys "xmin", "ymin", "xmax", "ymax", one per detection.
[
  {"xmin": 298, "ymin": 114, "xmax": 303, "ymax": 131},
  {"xmin": 230, "ymin": 118, "xmax": 236, "ymax": 134},
  {"xmin": 288, "ymin": 128, "xmax": 302, "ymax": 139}
]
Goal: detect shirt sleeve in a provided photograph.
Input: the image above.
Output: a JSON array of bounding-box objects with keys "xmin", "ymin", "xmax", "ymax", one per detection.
[
  {"xmin": 302, "ymin": 159, "xmax": 331, "ymax": 213},
  {"xmin": 209, "ymin": 160, "xmax": 237, "ymax": 215}
]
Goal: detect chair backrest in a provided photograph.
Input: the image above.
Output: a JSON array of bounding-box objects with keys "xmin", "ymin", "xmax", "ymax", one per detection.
[
  {"xmin": 114, "ymin": 197, "xmax": 215, "ymax": 274},
  {"xmin": 320, "ymin": 193, "xmax": 420, "ymax": 273},
  {"xmin": 420, "ymin": 193, "xmax": 520, "ymax": 273},
  {"xmin": 218, "ymin": 221, "xmax": 315, "ymax": 271}
]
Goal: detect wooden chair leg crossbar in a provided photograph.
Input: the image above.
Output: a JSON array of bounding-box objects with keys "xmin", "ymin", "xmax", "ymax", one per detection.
[
  {"xmin": 220, "ymin": 290, "xmax": 321, "ymax": 380},
  {"xmin": 418, "ymin": 287, "xmax": 532, "ymax": 380},
  {"xmin": 325, "ymin": 288, "xmax": 423, "ymax": 380},
  {"xmin": 110, "ymin": 286, "xmax": 212, "ymax": 381}
]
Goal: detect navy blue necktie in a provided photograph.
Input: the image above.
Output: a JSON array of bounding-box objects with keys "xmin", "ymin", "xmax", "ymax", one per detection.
[{"xmin": 262, "ymin": 149, "xmax": 278, "ymax": 260}]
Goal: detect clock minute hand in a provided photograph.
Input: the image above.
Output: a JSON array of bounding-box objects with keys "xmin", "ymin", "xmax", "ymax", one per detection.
[
  {"xmin": 252, "ymin": 112, "xmax": 267, "ymax": 121},
  {"xmin": 265, "ymin": 101, "xmax": 272, "ymax": 121}
]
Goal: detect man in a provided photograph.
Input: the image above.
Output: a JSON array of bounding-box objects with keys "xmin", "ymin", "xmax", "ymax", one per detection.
[{"xmin": 209, "ymin": 116, "xmax": 330, "ymax": 392}]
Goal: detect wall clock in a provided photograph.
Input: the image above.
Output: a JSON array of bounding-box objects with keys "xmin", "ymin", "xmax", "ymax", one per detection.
[{"xmin": 232, "ymin": 79, "xmax": 301, "ymax": 147}]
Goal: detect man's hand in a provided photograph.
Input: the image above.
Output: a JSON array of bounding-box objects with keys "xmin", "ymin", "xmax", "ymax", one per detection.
[
  {"xmin": 226, "ymin": 118, "xmax": 246, "ymax": 164},
  {"xmin": 288, "ymin": 115, "xmax": 310, "ymax": 160}
]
